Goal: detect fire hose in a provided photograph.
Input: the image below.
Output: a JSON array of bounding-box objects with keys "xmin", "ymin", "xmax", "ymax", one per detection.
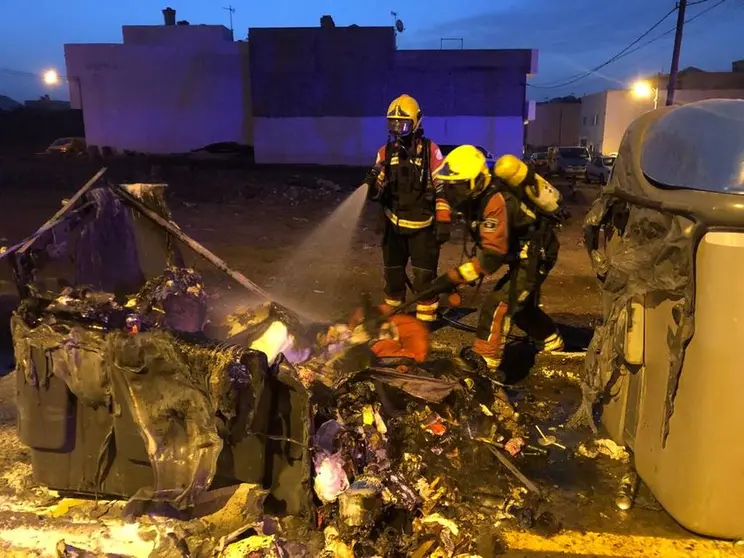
[
  {"xmin": 400, "ymin": 274, "xmax": 477, "ymax": 333},
  {"xmin": 381, "ymin": 274, "xmax": 534, "ymax": 344}
]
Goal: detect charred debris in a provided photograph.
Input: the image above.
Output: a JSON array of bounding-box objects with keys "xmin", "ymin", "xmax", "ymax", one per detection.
[{"xmin": 4, "ymin": 169, "xmax": 576, "ymax": 557}]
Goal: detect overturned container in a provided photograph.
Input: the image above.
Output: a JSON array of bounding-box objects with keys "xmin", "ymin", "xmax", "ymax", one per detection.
[
  {"xmin": 2, "ymin": 179, "xmax": 314, "ymax": 518},
  {"xmin": 581, "ymin": 99, "xmax": 744, "ymax": 539}
]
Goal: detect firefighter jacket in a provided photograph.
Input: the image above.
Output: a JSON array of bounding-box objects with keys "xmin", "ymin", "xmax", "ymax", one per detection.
[
  {"xmin": 446, "ymin": 183, "xmax": 560, "ymax": 290},
  {"xmin": 366, "ymin": 138, "xmax": 451, "ymax": 230}
]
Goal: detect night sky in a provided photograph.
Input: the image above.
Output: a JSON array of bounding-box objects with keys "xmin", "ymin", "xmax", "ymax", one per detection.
[{"xmin": 0, "ymin": 0, "xmax": 741, "ymax": 103}]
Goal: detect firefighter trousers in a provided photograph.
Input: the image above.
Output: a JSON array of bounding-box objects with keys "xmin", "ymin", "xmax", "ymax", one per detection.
[
  {"xmin": 473, "ymin": 266, "xmax": 562, "ymax": 367},
  {"xmin": 382, "ymin": 221, "xmax": 440, "ymax": 322}
]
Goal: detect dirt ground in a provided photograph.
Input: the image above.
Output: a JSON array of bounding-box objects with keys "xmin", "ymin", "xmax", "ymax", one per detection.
[{"xmin": 0, "ymin": 154, "xmax": 740, "ymax": 557}]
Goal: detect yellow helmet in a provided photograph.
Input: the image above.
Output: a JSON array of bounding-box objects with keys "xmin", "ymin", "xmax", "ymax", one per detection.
[
  {"xmin": 436, "ymin": 144, "xmax": 492, "ymax": 196},
  {"xmin": 386, "ymin": 94, "xmax": 422, "ymax": 136}
]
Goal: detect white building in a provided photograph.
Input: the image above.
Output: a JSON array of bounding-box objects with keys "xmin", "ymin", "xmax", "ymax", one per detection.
[{"xmin": 64, "ymin": 23, "xmax": 252, "ymax": 154}]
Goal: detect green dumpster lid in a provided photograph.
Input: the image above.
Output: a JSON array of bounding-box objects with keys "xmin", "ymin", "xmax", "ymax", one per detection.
[{"xmin": 641, "ymin": 99, "xmax": 744, "ymax": 195}]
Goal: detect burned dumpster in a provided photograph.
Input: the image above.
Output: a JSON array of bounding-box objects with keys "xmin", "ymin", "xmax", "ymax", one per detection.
[
  {"xmin": 2, "ymin": 177, "xmax": 314, "ymax": 518},
  {"xmin": 579, "ymin": 98, "xmax": 744, "ymax": 539}
]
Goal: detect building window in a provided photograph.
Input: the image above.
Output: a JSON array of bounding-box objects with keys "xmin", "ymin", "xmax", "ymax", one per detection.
[
  {"xmin": 582, "ymin": 116, "xmax": 587, "ymax": 126},
  {"xmin": 592, "ymin": 114, "xmax": 599, "ymax": 126}
]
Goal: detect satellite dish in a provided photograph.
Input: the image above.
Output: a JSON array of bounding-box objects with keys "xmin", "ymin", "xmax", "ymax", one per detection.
[{"xmin": 395, "ymin": 19, "xmax": 405, "ymax": 33}]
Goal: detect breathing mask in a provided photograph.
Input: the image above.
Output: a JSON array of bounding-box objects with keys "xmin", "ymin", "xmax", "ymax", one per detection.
[
  {"xmin": 442, "ymin": 173, "xmax": 489, "ymax": 209},
  {"xmin": 388, "ymin": 118, "xmax": 414, "ymax": 138}
]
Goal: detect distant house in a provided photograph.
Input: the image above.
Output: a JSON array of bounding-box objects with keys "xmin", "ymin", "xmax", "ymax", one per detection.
[
  {"xmin": 526, "ymin": 96, "xmax": 582, "ymax": 150},
  {"xmin": 580, "ymin": 62, "xmax": 744, "ymax": 155},
  {"xmin": 0, "ymin": 95, "xmax": 21, "ymax": 111},
  {"xmin": 24, "ymin": 95, "xmax": 71, "ymax": 111}
]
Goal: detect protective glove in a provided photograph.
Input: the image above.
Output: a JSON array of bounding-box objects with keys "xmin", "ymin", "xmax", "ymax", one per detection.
[
  {"xmin": 556, "ymin": 206, "xmax": 572, "ymax": 222},
  {"xmin": 436, "ymin": 222, "xmax": 452, "ymax": 245},
  {"xmin": 363, "ymin": 166, "xmax": 383, "ymax": 201},
  {"xmin": 447, "ymin": 288, "xmax": 464, "ymax": 307},
  {"xmin": 366, "ymin": 182, "xmax": 383, "ymax": 201}
]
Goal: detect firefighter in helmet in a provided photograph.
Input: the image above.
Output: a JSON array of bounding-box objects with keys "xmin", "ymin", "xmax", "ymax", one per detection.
[
  {"xmin": 416, "ymin": 145, "xmax": 566, "ymax": 372},
  {"xmin": 361, "ymin": 94, "xmax": 451, "ymax": 323}
]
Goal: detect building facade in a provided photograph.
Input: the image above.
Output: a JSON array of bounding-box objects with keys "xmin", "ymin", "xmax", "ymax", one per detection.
[
  {"xmin": 580, "ymin": 64, "xmax": 744, "ymax": 155},
  {"xmin": 525, "ymin": 97, "xmax": 581, "ymax": 151},
  {"xmin": 249, "ymin": 26, "xmax": 537, "ymax": 165},
  {"xmin": 65, "ymin": 22, "xmax": 251, "ymax": 154},
  {"xmin": 64, "ymin": 15, "xmax": 537, "ymax": 164}
]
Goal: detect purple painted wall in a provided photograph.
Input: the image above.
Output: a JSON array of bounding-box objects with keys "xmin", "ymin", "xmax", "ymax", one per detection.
[
  {"xmin": 248, "ymin": 26, "xmax": 534, "ymax": 119},
  {"xmin": 65, "ymin": 25, "xmax": 252, "ymax": 154}
]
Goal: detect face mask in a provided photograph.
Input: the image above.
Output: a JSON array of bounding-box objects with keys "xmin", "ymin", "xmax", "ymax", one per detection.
[
  {"xmin": 388, "ymin": 119, "xmax": 413, "ymax": 137},
  {"xmin": 444, "ymin": 181, "xmax": 473, "ymax": 208}
]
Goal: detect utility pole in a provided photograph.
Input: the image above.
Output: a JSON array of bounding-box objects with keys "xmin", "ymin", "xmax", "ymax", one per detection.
[
  {"xmin": 223, "ymin": 5, "xmax": 235, "ymax": 39},
  {"xmin": 666, "ymin": 0, "xmax": 687, "ymax": 106}
]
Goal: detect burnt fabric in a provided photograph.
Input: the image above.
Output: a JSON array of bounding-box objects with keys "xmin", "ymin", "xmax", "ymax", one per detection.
[
  {"xmin": 347, "ymin": 306, "xmax": 430, "ymax": 363},
  {"xmin": 335, "ymin": 367, "xmax": 459, "ymax": 404},
  {"xmin": 382, "ymin": 222, "xmax": 440, "ymax": 321},
  {"xmin": 75, "ymin": 188, "xmax": 146, "ymax": 295},
  {"xmin": 370, "ymin": 313, "xmax": 430, "ymax": 363}
]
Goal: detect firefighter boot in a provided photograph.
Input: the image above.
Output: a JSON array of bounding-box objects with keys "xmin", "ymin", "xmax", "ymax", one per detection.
[
  {"xmin": 535, "ymin": 331, "xmax": 565, "ymax": 354},
  {"xmin": 460, "ymin": 347, "xmax": 506, "ymax": 383}
]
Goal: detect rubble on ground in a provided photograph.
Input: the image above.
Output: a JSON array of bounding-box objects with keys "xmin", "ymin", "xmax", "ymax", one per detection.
[
  {"xmin": 0, "ymin": 174, "xmax": 603, "ymax": 556},
  {"xmin": 576, "ymin": 438, "xmax": 630, "ymax": 463}
]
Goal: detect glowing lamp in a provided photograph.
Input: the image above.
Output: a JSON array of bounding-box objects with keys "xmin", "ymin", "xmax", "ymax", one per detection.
[{"xmin": 43, "ymin": 69, "xmax": 59, "ymax": 85}]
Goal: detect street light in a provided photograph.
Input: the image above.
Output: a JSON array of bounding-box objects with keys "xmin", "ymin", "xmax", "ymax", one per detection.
[
  {"xmin": 41, "ymin": 68, "xmax": 83, "ymax": 110},
  {"xmin": 43, "ymin": 69, "xmax": 59, "ymax": 86},
  {"xmin": 630, "ymin": 79, "xmax": 659, "ymax": 110}
]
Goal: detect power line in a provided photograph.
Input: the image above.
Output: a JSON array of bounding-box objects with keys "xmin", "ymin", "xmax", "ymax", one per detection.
[
  {"xmin": 0, "ymin": 67, "xmax": 76, "ymax": 82},
  {"xmin": 527, "ymin": 0, "xmax": 729, "ymax": 90},
  {"xmin": 528, "ymin": 7, "xmax": 676, "ymax": 89},
  {"xmin": 610, "ymin": 0, "xmax": 728, "ymax": 63},
  {"xmin": 0, "ymin": 67, "xmax": 40, "ymax": 79}
]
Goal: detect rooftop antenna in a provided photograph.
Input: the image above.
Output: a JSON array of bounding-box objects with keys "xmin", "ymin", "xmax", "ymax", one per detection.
[
  {"xmin": 391, "ymin": 11, "xmax": 405, "ymax": 35},
  {"xmin": 223, "ymin": 5, "xmax": 235, "ymax": 39}
]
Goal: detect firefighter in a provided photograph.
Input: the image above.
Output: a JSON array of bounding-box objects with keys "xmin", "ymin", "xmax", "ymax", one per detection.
[
  {"xmin": 416, "ymin": 145, "xmax": 566, "ymax": 372},
  {"xmin": 361, "ymin": 94, "xmax": 451, "ymax": 323}
]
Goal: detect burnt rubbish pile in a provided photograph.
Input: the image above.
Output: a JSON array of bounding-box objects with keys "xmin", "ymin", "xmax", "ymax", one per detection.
[{"xmin": 2, "ymin": 171, "xmax": 557, "ymax": 556}]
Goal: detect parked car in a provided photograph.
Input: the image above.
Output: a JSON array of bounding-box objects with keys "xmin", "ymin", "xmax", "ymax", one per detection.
[
  {"xmin": 585, "ymin": 154, "xmax": 617, "ymax": 185},
  {"xmin": 547, "ymin": 146, "xmax": 590, "ymax": 179},
  {"xmin": 529, "ymin": 151, "xmax": 550, "ymax": 174},
  {"xmin": 43, "ymin": 137, "xmax": 87, "ymax": 156},
  {"xmin": 439, "ymin": 144, "xmax": 496, "ymax": 170}
]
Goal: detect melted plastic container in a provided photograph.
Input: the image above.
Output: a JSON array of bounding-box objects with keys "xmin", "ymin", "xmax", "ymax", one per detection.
[{"xmin": 599, "ymin": 100, "xmax": 744, "ymax": 539}]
